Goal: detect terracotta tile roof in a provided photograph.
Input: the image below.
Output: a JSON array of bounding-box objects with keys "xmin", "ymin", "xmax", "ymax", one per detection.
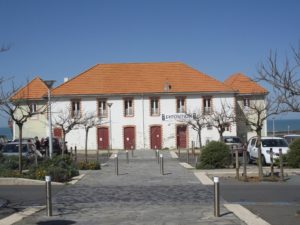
[
  {"xmin": 224, "ymin": 73, "xmax": 268, "ymax": 95},
  {"xmin": 51, "ymin": 62, "xmax": 234, "ymax": 96},
  {"xmin": 11, "ymin": 77, "xmax": 48, "ymax": 100}
]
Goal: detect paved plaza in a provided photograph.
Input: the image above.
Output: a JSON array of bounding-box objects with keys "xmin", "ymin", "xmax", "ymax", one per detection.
[{"xmin": 14, "ymin": 150, "xmax": 245, "ymax": 225}]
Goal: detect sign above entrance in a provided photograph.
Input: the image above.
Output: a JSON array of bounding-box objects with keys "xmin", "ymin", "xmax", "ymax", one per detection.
[{"xmin": 162, "ymin": 113, "xmax": 196, "ymax": 121}]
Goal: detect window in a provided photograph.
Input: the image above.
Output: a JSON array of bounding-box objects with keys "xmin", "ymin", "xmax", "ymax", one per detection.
[
  {"xmin": 124, "ymin": 99, "xmax": 134, "ymax": 116},
  {"xmin": 250, "ymin": 138, "xmax": 256, "ymax": 147},
  {"xmin": 176, "ymin": 97, "xmax": 186, "ymax": 113},
  {"xmin": 203, "ymin": 97, "xmax": 212, "ymax": 114},
  {"xmin": 98, "ymin": 99, "xmax": 107, "ymax": 117},
  {"xmin": 224, "ymin": 123, "xmax": 231, "ymax": 132},
  {"xmin": 243, "ymin": 98, "xmax": 250, "ymax": 107},
  {"xmin": 29, "ymin": 104, "xmax": 37, "ymax": 114},
  {"xmin": 71, "ymin": 100, "xmax": 81, "ymax": 118},
  {"xmin": 150, "ymin": 98, "xmax": 160, "ymax": 116},
  {"xmin": 207, "ymin": 123, "xmax": 213, "ymax": 130}
]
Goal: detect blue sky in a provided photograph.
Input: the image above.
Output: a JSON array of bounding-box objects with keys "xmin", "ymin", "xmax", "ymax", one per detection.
[{"xmin": 0, "ymin": 0, "xmax": 299, "ymax": 126}]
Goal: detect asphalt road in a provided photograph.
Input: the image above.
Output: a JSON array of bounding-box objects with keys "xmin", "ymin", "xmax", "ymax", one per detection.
[
  {"xmin": 0, "ymin": 185, "xmax": 66, "ymax": 219},
  {"xmin": 219, "ymin": 175, "xmax": 300, "ymax": 225}
]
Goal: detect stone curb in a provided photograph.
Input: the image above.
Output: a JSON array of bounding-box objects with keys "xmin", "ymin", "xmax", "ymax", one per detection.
[
  {"xmin": 0, "ymin": 173, "xmax": 85, "ymax": 186},
  {"xmin": 0, "ymin": 206, "xmax": 45, "ymax": 225},
  {"xmin": 224, "ymin": 204, "xmax": 270, "ymax": 225}
]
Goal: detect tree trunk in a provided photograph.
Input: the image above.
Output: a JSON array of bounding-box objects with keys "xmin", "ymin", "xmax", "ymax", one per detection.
[
  {"xmin": 85, "ymin": 128, "xmax": 89, "ymax": 163},
  {"xmin": 62, "ymin": 131, "xmax": 66, "ymax": 157},
  {"xmin": 18, "ymin": 124, "xmax": 23, "ymax": 174},
  {"xmin": 257, "ymin": 130, "xmax": 264, "ymax": 180},
  {"xmin": 198, "ymin": 128, "xmax": 202, "ymax": 148}
]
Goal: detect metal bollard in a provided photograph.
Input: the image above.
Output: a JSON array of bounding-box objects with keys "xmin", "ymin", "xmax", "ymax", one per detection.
[
  {"xmin": 270, "ymin": 148, "xmax": 274, "ymax": 178},
  {"xmin": 126, "ymin": 150, "xmax": 129, "ymax": 164},
  {"xmin": 213, "ymin": 177, "xmax": 220, "ymax": 217},
  {"xmin": 160, "ymin": 154, "xmax": 164, "ymax": 175},
  {"xmin": 157, "ymin": 150, "xmax": 160, "ymax": 164},
  {"xmin": 178, "ymin": 148, "xmax": 181, "ymax": 157},
  {"xmin": 45, "ymin": 176, "xmax": 52, "ymax": 216},
  {"xmin": 279, "ymin": 148, "xmax": 284, "ymax": 181},
  {"xmin": 235, "ymin": 149, "xmax": 239, "ymax": 180},
  {"xmin": 34, "ymin": 151, "xmax": 38, "ymax": 167},
  {"xmin": 131, "ymin": 147, "xmax": 134, "ymax": 157},
  {"xmin": 114, "ymin": 154, "xmax": 118, "ymax": 176},
  {"xmin": 192, "ymin": 141, "xmax": 195, "ymax": 156}
]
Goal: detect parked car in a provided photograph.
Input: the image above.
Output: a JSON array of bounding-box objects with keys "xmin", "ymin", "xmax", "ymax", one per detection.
[
  {"xmin": 247, "ymin": 136, "xmax": 289, "ymax": 165},
  {"xmin": 222, "ymin": 136, "xmax": 244, "ymax": 156},
  {"xmin": 283, "ymin": 134, "xmax": 300, "ymax": 144},
  {"xmin": 1, "ymin": 141, "xmax": 37, "ymax": 158}
]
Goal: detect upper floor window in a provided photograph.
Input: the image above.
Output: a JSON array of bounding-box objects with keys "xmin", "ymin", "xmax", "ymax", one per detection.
[
  {"xmin": 124, "ymin": 98, "xmax": 134, "ymax": 117},
  {"xmin": 224, "ymin": 123, "xmax": 231, "ymax": 132},
  {"xmin": 203, "ymin": 97, "xmax": 212, "ymax": 114},
  {"xmin": 98, "ymin": 99, "xmax": 107, "ymax": 117},
  {"xmin": 176, "ymin": 97, "xmax": 186, "ymax": 113},
  {"xmin": 71, "ymin": 100, "xmax": 81, "ymax": 118},
  {"xmin": 150, "ymin": 98, "xmax": 160, "ymax": 116},
  {"xmin": 243, "ymin": 98, "xmax": 250, "ymax": 107},
  {"xmin": 29, "ymin": 103, "xmax": 37, "ymax": 114}
]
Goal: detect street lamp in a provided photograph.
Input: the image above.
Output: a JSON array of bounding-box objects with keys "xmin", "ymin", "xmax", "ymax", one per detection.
[
  {"xmin": 44, "ymin": 80, "xmax": 56, "ymax": 159},
  {"xmin": 107, "ymin": 102, "xmax": 113, "ymax": 153}
]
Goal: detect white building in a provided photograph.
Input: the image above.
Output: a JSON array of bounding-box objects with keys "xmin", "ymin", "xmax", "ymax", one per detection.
[{"xmin": 12, "ymin": 62, "xmax": 268, "ymax": 150}]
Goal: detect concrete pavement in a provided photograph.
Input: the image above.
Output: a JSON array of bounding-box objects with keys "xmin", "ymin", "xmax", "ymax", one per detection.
[{"xmin": 12, "ymin": 150, "xmax": 246, "ymax": 225}]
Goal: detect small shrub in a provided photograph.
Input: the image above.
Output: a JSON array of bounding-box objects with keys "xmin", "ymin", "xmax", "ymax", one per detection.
[
  {"xmin": 77, "ymin": 161, "xmax": 101, "ymax": 170},
  {"xmin": 286, "ymin": 139, "xmax": 300, "ymax": 168},
  {"xmin": 196, "ymin": 141, "xmax": 231, "ymax": 169}
]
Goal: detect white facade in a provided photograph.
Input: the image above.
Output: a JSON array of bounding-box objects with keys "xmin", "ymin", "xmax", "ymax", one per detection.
[{"xmin": 50, "ymin": 93, "xmax": 237, "ymax": 150}]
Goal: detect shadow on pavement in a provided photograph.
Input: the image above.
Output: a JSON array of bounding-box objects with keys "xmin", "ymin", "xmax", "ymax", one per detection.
[{"xmin": 37, "ymin": 220, "xmax": 76, "ymax": 225}]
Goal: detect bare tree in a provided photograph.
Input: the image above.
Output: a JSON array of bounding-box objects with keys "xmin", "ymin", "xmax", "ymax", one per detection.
[
  {"xmin": 53, "ymin": 109, "xmax": 82, "ymax": 157},
  {"xmin": 257, "ymin": 43, "xmax": 300, "ymax": 112},
  {"xmin": 207, "ymin": 103, "xmax": 236, "ymax": 141},
  {"xmin": 0, "ymin": 80, "xmax": 47, "ymax": 173},
  {"xmin": 179, "ymin": 111, "xmax": 207, "ymax": 148},
  {"xmin": 239, "ymin": 97, "xmax": 281, "ymax": 180},
  {"xmin": 80, "ymin": 112, "xmax": 103, "ymax": 163}
]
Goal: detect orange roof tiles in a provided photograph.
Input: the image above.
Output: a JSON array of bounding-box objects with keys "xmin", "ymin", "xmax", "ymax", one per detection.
[
  {"xmin": 224, "ymin": 73, "xmax": 268, "ymax": 95},
  {"xmin": 51, "ymin": 62, "xmax": 234, "ymax": 96},
  {"xmin": 11, "ymin": 77, "xmax": 48, "ymax": 100}
]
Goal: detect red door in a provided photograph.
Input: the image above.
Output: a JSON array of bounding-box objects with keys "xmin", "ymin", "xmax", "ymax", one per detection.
[
  {"xmin": 124, "ymin": 127, "xmax": 135, "ymax": 150},
  {"xmin": 98, "ymin": 127, "xmax": 109, "ymax": 150},
  {"xmin": 53, "ymin": 127, "xmax": 62, "ymax": 138},
  {"xmin": 150, "ymin": 126, "xmax": 162, "ymax": 149},
  {"xmin": 177, "ymin": 126, "xmax": 187, "ymax": 148}
]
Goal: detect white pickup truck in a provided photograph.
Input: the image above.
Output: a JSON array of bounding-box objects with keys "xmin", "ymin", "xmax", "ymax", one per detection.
[{"xmin": 247, "ymin": 136, "xmax": 289, "ymax": 165}]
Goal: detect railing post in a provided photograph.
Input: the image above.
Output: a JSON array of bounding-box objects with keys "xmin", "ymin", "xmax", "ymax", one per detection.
[
  {"xmin": 126, "ymin": 150, "xmax": 129, "ymax": 164},
  {"xmin": 45, "ymin": 176, "xmax": 52, "ymax": 217},
  {"xmin": 235, "ymin": 148, "xmax": 239, "ymax": 180},
  {"xmin": 270, "ymin": 148, "xmax": 274, "ymax": 178},
  {"xmin": 243, "ymin": 150, "xmax": 247, "ymax": 181},
  {"xmin": 279, "ymin": 148, "xmax": 284, "ymax": 181},
  {"xmin": 74, "ymin": 146, "xmax": 77, "ymax": 163}
]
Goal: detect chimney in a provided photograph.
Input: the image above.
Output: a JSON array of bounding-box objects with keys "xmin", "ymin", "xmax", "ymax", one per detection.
[
  {"xmin": 164, "ymin": 81, "xmax": 171, "ymax": 92},
  {"xmin": 64, "ymin": 77, "xmax": 69, "ymax": 83}
]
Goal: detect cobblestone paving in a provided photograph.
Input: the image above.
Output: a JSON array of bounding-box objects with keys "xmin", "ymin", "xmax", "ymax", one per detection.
[{"xmin": 14, "ymin": 150, "xmax": 245, "ymax": 225}]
